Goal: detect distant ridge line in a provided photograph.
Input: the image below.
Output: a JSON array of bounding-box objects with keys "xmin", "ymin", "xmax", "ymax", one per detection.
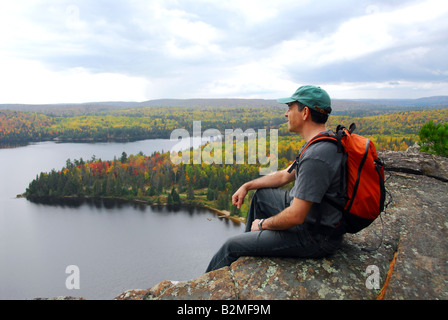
[{"xmin": 1, "ymin": 96, "xmax": 448, "ymax": 111}]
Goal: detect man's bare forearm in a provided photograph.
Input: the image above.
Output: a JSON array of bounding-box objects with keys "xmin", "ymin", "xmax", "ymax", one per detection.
[
  {"xmin": 244, "ymin": 167, "xmax": 295, "ymax": 191},
  {"xmin": 232, "ymin": 165, "xmax": 296, "ymax": 209}
]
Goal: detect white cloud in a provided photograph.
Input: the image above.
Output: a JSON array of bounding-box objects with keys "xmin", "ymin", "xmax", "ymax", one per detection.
[
  {"xmin": 210, "ymin": 0, "xmax": 303, "ymax": 25},
  {"xmin": 197, "ymin": 60, "xmax": 296, "ymax": 99},
  {"xmin": 130, "ymin": 0, "xmax": 223, "ymax": 61},
  {"xmin": 0, "ymin": 56, "xmax": 149, "ymax": 104},
  {"xmin": 277, "ymin": 0, "xmax": 448, "ymax": 69},
  {"xmin": 0, "ymin": 0, "xmax": 447, "ymax": 102}
]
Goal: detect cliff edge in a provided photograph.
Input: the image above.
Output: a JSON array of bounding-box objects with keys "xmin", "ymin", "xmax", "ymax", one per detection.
[{"xmin": 115, "ymin": 150, "xmax": 448, "ymax": 300}]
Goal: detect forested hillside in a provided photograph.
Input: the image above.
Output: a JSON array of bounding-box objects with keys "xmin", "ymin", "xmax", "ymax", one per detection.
[
  {"xmin": 0, "ymin": 106, "xmax": 285, "ymax": 145},
  {"xmin": 1, "ymin": 104, "xmax": 447, "ymax": 151}
]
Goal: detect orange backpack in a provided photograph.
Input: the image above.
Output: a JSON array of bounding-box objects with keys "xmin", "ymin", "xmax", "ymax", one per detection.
[{"xmin": 291, "ymin": 123, "xmax": 386, "ymax": 234}]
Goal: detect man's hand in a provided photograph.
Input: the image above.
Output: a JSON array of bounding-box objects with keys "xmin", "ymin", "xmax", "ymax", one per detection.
[
  {"xmin": 232, "ymin": 185, "xmax": 248, "ymax": 209},
  {"xmin": 251, "ymin": 219, "xmax": 262, "ymax": 231}
]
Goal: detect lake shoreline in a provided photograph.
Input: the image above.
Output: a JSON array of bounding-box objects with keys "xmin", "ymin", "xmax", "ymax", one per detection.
[{"xmin": 20, "ymin": 193, "xmax": 246, "ymax": 224}]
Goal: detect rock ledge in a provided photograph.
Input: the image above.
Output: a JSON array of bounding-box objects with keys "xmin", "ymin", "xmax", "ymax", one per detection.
[{"xmin": 114, "ymin": 152, "xmax": 448, "ymax": 300}]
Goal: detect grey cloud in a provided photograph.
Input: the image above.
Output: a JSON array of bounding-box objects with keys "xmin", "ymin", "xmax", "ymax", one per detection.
[
  {"xmin": 13, "ymin": 0, "xmax": 366, "ymax": 71},
  {"xmin": 288, "ymin": 41, "xmax": 448, "ymax": 85},
  {"xmin": 4, "ymin": 0, "xmax": 447, "ymax": 100}
]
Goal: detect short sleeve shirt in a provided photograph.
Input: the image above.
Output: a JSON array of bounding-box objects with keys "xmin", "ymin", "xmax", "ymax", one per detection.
[{"xmin": 289, "ymin": 130, "xmax": 344, "ymax": 228}]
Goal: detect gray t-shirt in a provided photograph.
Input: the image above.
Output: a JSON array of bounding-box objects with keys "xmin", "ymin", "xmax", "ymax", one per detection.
[{"xmin": 289, "ymin": 130, "xmax": 344, "ymax": 228}]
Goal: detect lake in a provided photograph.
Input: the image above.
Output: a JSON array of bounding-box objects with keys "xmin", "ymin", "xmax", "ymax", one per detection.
[{"xmin": 0, "ymin": 139, "xmax": 245, "ymax": 300}]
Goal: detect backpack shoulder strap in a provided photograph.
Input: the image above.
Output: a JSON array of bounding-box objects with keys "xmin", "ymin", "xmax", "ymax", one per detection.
[{"xmin": 287, "ymin": 132, "xmax": 339, "ymax": 174}]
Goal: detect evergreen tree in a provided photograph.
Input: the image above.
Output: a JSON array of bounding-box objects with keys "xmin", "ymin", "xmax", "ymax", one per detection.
[
  {"xmin": 167, "ymin": 193, "xmax": 173, "ymax": 205},
  {"xmin": 216, "ymin": 191, "xmax": 229, "ymax": 210},
  {"xmin": 92, "ymin": 180, "xmax": 102, "ymax": 197},
  {"xmin": 120, "ymin": 151, "xmax": 127, "ymax": 163},
  {"xmin": 187, "ymin": 182, "xmax": 195, "ymax": 200},
  {"xmin": 419, "ymin": 120, "xmax": 448, "ymax": 157},
  {"xmin": 206, "ymin": 188, "xmax": 215, "ymax": 201},
  {"xmin": 171, "ymin": 187, "xmax": 181, "ymax": 204}
]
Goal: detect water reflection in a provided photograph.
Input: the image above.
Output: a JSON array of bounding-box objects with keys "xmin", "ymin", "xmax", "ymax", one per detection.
[{"xmin": 26, "ymin": 196, "xmax": 242, "ymax": 226}]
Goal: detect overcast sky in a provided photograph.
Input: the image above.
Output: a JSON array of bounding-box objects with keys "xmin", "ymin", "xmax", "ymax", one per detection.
[{"xmin": 0, "ymin": 0, "xmax": 447, "ymax": 104}]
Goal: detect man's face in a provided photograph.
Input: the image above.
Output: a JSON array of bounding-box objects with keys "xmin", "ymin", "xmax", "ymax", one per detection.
[{"xmin": 284, "ymin": 102, "xmax": 303, "ymax": 133}]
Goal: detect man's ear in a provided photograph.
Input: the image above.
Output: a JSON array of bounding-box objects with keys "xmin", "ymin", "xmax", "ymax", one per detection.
[{"xmin": 302, "ymin": 106, "xmax": 310, "ymax": 120}]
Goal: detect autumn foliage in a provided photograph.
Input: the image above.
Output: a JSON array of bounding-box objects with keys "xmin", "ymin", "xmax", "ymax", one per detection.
[
  {"xmin": 2, "ymin": 106, "xmax": 447, "ymax": 151},
  {"xmin": 25, "ymin": 150, "xmax": 261, "ymax": 217},
  {"xmin": 6, "ymin": 103, "xmax": 447, "ymax": 217}
]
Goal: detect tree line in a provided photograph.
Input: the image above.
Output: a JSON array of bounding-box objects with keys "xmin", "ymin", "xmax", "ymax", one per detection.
[
  {"xmin": 0, "ymin": 106, "xmax": 285, "ymax": 144},
  {"xmin": 2, "ymin": 106, "xmax": 448, "ymax": 151},
  {"xmin": 25, "ymin": 149, "xmax": 262, "ymax": 218}
]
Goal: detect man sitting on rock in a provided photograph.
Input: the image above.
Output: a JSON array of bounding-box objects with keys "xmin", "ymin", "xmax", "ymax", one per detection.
[{"xmin": 206, "ymin": 85, "xmax": 345, "ymax": 272}]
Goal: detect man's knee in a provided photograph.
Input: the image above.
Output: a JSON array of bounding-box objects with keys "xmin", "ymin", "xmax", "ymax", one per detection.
[
  {"xmin": 221, "ymin": 235, "xmax": 242, "ymax": 253},
  {"xmin": 220, "ymin": 232, "xmax": 255, "ymax": 256}
]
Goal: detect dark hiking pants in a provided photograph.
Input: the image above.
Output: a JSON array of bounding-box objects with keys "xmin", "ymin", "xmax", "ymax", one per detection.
[{"xmin": 205, "ymin": 188, "xmax": 342, "ymax": 272}]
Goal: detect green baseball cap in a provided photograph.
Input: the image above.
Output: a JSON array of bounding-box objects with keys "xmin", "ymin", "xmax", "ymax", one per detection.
[{"xmin": 277, "ymin": 85, "xmax": 332, "ymax": 115}]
